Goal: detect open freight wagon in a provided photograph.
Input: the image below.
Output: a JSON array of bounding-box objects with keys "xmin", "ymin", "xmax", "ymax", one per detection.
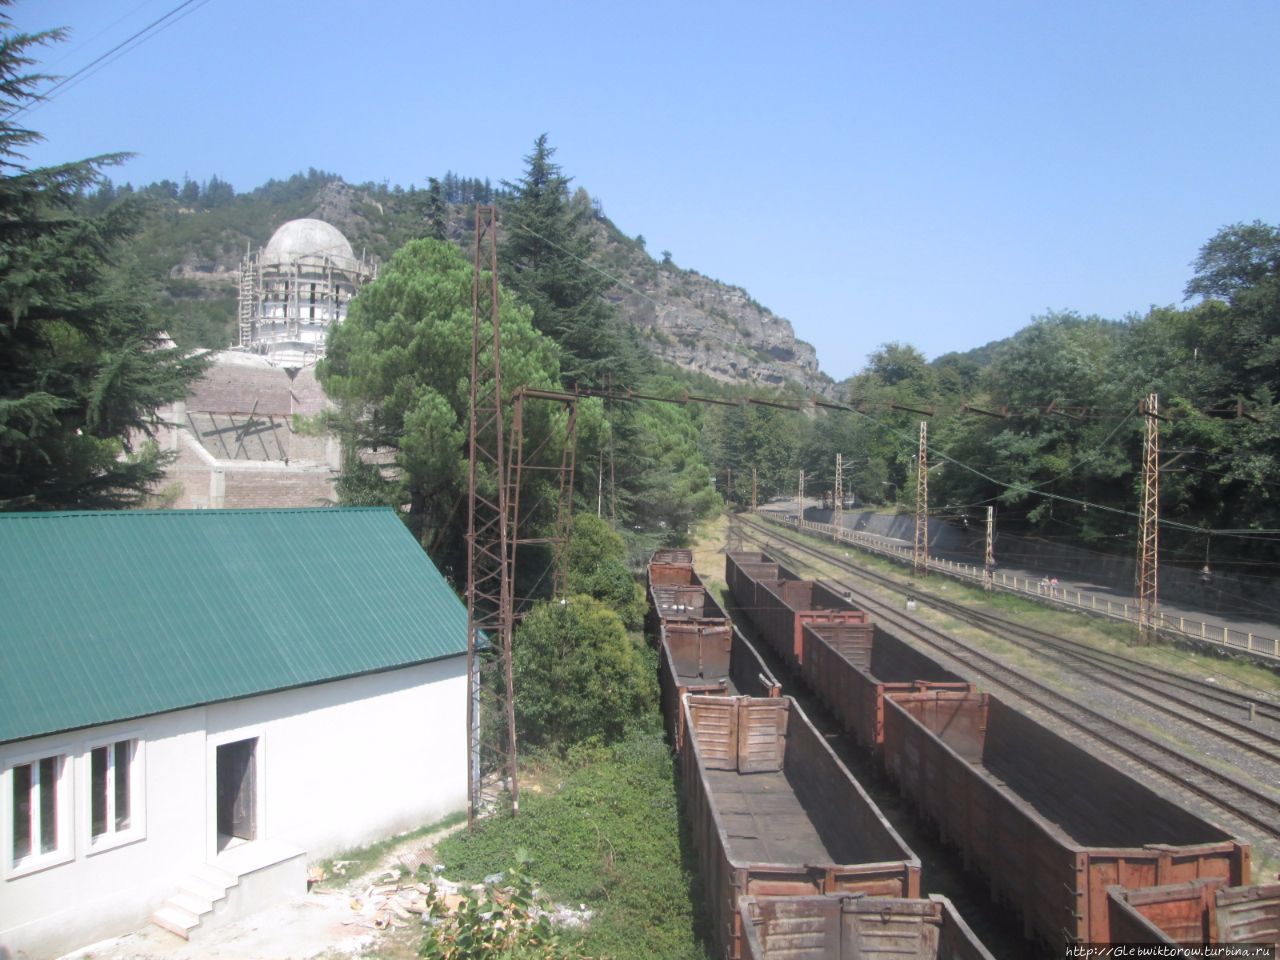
[
  {"xmin": 882, "ymin": 689, "xmax": 1250, "ymax": 953},
  {"xmin": 681, "ymin": 694, "xmax": 921, "ymax": 959},
  {"xmin": 738, "ymin": 894, "xmax": 995, "ymax": 960},
  {"xmin": 797, "ymin": 616, "xmax": 972, "ymax": 751},
  {"xmin": 1107, "ymin": 878, "xmax": 1279, "ymax": 952},
  {"xmin": 648, "ymin": 552, "xmax": 727, "ymax": 629},
  {"xmin": 657, "ymin": 617, "xmax": 780, "ymax": 752},
  {"xmin": 725, "ymin": 552, "xmax": 870, "ymax": 671}
]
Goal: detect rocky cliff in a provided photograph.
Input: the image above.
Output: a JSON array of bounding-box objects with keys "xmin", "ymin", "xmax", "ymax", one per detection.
[{"xmin": 150, "ymin": 179, "xmax": 832, "ymax": 395}]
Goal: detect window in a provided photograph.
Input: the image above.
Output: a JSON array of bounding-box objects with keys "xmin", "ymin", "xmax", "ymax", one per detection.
[
  {"xmin": 7, "ymin": 750, "xmax": 72, "ymax": 874},
  {"xmin": 90, "ymin": 740, "xmax": 133, "ymax": 841},
  {"xmin": 85, "ymin": 735, "xmax": 144, "ymax": 853}
]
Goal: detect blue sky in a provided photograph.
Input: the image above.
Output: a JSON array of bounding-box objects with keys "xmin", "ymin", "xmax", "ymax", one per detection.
[{"xmin": 10, "ymin": 0, "xmax": 1280, "ymax": 382}]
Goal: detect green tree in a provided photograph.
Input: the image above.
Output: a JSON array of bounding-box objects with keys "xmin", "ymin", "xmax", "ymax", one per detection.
[
  {"xmin": 512, "ymin": 595, "xmax": 654, "ymax": 749},
  {"xmin": 420, "ymin": 175, "xmax": 447, "ymax": 241},
  {"xmin": 566, "ymin": 513, "xmax": 645, "ymax": 629},
  {"xmin": 500, "ymin": 134, "xmax": 645, "ymax": 389},
  {"xmin": 319, "ymin": 237, "xmax": 569, "ymax": 571},
  {"xmin": 0, "ymin": 17, "xmax": 206, "ymax": 510}
]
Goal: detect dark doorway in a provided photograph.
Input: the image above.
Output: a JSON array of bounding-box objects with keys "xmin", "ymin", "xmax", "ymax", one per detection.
[{"xmin": 216, "ymin": 738, "xmax": 257, "ymax": 850}]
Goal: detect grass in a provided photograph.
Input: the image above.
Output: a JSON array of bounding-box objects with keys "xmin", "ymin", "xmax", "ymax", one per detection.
[{"xmin": 432, "ymin": 732, "xmax": 711, "ymax": 959}]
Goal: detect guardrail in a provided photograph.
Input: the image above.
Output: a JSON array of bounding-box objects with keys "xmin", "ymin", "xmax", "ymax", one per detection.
[{"xmin": 759, "ymin": 513, "xmax": 1280, "ymax": 664}]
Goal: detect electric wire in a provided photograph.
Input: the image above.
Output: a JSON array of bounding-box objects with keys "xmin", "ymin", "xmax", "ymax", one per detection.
[{"xmin": 8, "ymin": 0, "xmax": 216, "ymax": 121}]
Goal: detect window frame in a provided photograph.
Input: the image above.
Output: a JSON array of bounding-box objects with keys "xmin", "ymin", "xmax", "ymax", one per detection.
[
  {"xmin": 81, "ymin": 732, "xmax": 147, "ymax": 855},
  {"xmin": 3, "ymin": 742, "xmax": 75, "ymax": 880}
]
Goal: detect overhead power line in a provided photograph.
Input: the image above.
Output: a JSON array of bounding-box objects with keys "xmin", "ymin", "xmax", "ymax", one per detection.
[{"xmin": 8, "ymin": 0, "xmax": 216, "ymax": 121}]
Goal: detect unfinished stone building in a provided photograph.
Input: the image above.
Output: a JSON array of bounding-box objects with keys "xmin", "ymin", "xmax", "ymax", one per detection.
[
  {"xmin": 153, "ymin": 218, "xmax": 376, "ymax": 509},
  {"xmin": 237, "ymin": 217, "xmax": 376, "ymax": 369}
]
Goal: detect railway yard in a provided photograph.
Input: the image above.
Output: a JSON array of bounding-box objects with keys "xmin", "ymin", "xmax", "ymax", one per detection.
[{"xmin": 652, "ymin": 512, "xmax": 1280, "ymax": 958}]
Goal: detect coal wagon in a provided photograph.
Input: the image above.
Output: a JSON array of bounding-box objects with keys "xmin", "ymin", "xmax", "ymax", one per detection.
[
  {"xmin": 882, "ymin": 688, "xmax": 1250, "ymax": 952},
  {"xmin": 682, "ymin": 694, "xmax": 921, "ymax": 959},
  {"xmin": 738, "ymin": 894, "xmax": 995, "ymax": 960},
  {"xmin": 1107, "ymin": 878, "xmax": 1279, "ymax": 951}
]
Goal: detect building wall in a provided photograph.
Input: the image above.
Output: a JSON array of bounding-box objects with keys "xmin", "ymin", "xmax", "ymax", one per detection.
[{"xmin": 0, "ymin": 656, "xmax": 466, "ymax": 959}]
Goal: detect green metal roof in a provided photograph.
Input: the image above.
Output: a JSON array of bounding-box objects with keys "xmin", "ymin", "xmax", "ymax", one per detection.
[{"xmin": 0, "ymin": 508, "xmax": 469, "ymax": 744}]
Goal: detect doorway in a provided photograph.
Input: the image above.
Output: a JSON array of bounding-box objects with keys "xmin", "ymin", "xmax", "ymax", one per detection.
[{"xmin": 215, "ymin": 737, "xmax": 257, "ymax": 851}]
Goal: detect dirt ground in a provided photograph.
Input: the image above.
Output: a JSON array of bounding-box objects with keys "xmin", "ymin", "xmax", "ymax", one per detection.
[{"xmin": 60, "ymin": 825, "xmax": 466, "ymax": 960}]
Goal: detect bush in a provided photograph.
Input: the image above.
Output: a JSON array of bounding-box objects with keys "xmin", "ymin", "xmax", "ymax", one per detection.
[
  {"xmin": 512, "ymin": 595, "xmax": 655, "ymax": 749},
  {"xmin": 434, "ymin": 732, "xmax": 708, "ymax": 959},
  {"xmin": 567, "ymin": 515, "xmax": 646, "ymax": 630}
]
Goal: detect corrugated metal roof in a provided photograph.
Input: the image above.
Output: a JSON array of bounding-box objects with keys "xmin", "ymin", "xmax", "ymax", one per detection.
[{"xmin": 0, "ymin": 508, "xmax": 468, "ymax": 744}]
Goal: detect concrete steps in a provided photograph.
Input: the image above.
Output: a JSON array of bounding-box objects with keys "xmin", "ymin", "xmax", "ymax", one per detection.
[
  {"xmin": 150, "ymin": 841, "xmax": 306, "ymax": 940},
  {"xmin": 150, "ymin": 863, "xmax": 238, "ymax": 940}
]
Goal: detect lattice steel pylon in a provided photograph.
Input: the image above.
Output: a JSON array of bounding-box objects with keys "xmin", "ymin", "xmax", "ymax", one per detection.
[
  {"xmin": 507, "ymin": 388, "xmax": 579, "ymax": 602},
  {"xmin": 983, "ymin": 505, "xmax": 995, "ymax": 592},
  {"xmin": 833, "ymin": 453, "xmax": 844, "ymax": 533},
  {"xmin": 465, "ymin": 205, "xmax": 518, "ymax": 826},
  {"xmin": 1137, "ymin": 392, "xmax": 1160, "ymax": 646},
  {"xmin": 913, "ymin": 421, "xmax": 928, "ymax": 576}
]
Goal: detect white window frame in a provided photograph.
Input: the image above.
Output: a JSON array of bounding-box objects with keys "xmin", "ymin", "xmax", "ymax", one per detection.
[
  {"xmin": 3, "ymin": 742, "xmax": 75, "ymax": 880},
  {"xmin": 81, "ymin": 732, "xmax": 146, "ymax": 855}
]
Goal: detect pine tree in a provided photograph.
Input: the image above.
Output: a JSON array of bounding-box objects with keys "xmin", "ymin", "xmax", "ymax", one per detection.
[
  {"xmin": 420, "ymin": 176, "xmax": 447, "ymax": 241},
  {"xmin": 500, "ymin": 134, "xmax": 645, "ymax": 389},
  {"xmin": 0, "ymin": 12, "xmax": 207, "ymax": 510}
]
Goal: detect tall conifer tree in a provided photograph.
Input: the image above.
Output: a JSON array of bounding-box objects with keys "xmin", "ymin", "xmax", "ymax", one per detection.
[
  {"xmin": 500, "ymin": 134, "xmax": 644, "ymax": 388},
  {"xmin": 0, "ymin": 11, "xmax": 206, "ymax": 510}
]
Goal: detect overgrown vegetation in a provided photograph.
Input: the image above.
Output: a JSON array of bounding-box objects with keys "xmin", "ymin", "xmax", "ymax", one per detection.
[
  {"xmin": 433, "ymin": 733, "xmax": 709, "ymax": 960},
  {"xmin": 512, "ymin": 596, "xmax": 655, "ymax": 750}
]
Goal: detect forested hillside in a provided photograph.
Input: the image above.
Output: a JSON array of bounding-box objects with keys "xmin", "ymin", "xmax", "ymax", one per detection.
[
  {"xmin": 85, "ymin": 165, "xmax": 831, "ymax": 395},
  {"xmin": 707, "ymin": 226, "xmax": 1280, "ymax": 590}
]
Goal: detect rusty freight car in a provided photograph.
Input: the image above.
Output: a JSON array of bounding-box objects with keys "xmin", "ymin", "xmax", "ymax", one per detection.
[
  {"xmin": 650, "ymin": 547, "xmax": 695, "ymax": 584},
  {"xmin": 649, "ymin": 549, "xmax": 780, "ymax": 750},
  {"xmin": 1107, "ymin": 879, "xmax": 1279, "ymax": 951},
  {"xmin": 737, "ymin": 894, "xmax": 996, "ymax": 960},
  {"xmin": 658, "ymin": 621, "xmax": 780, "ymax": 752},
  {"xmin": 801, "ymin": 620, "xmax": 971, "ymax": 752},
  {"xmin": 682, "ymin": 695, "xmax": 921, "ymax": 959},
  {"xmin": 725, "ymin": 552, "xmax": 869, "ymax": 671},
  {"xmin": 726, "ymin": 550, "xmax": 783, "ymax": 613},
  {"xmin": 882, "ymin": 689, "xmax": 1250, "ymax": 952},
  {"xmin": 648, "ymin": 555, "xmax": 726, "ymax": 626}
]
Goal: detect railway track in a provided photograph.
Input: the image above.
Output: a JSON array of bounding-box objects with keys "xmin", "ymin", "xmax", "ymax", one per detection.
[{"xmin": 731, "ymin": 514, "xmax": 1280, "ymax": 849}]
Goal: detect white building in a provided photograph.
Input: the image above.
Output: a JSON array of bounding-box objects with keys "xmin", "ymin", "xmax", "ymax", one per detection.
[{"xmin": 0, "ymin": 508, "xmax": 468, "ymax": 959}]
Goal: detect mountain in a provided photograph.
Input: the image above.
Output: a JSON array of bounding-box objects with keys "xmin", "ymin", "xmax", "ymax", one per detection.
[{"xmin": 109, "ymin": 173, "xmax": 833, "ymax": 396}]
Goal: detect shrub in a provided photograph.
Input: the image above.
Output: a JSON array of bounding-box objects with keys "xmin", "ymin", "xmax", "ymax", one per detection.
[{"xmin": 512, "ymin": 596, "xmax": 655, "ymax": 749}]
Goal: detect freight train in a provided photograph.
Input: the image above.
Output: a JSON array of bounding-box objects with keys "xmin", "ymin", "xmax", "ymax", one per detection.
[
  {"xmin": 647, "ymin": 551, "xmax": 996, "ymax": 960},
  {"xmin": 723, "ymin": 548, "xmax": 1254, "ymax": 954}
]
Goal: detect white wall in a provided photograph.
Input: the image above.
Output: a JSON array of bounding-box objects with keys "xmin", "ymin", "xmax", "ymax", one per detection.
[{"xmin": 0, "ymin": 656, "xmax": 466, "ymax": 959}]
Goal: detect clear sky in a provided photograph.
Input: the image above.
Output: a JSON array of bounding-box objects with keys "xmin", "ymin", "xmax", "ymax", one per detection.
[{"xmin": 9, "ymin": 0, "xmax": 1280, "ymax": 382}]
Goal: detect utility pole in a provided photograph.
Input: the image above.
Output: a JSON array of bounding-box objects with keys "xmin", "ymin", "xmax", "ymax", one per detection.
[
  {"xmin": 983, "ymin": 505, "xmax": 995, "ymax": 592},
  {"xmin": 465, "ymin": 205, "xmax": 517, "ymax": 825},
  {"xmin": 751, "ymin": 466, "xmax": 758, "ymax": 512},
  {"xmin": 597, "ymin": 449, "xmax": 603, "ymax": 518},
  {"xmin": 797, "ymin": 469, "xmax": 805, "ymax": 526},
  {"xmin": 727, "ymin": 466, "xmax": 733, "ymax": 505},
  {"xmin": 833, "ymin": 453, "xmax": 844, "ymax": 533},
  {"xmin": 1137, "ymin": 393, "xmax": 1160, "ymax": 645},
  {"xmin": 913, "ymin": 421, "xmax": 928, "ymax": 576}
]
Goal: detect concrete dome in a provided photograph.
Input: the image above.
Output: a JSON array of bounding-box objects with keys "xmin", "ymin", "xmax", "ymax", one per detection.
[{"xmin": 261, "ymin": 218, "xmax": 356, "ymax": 267}]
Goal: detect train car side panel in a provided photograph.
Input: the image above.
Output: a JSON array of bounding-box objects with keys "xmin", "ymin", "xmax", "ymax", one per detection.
[{"xmin": 738, "ymin": 895, "xmax": 996, "ymax": 960}]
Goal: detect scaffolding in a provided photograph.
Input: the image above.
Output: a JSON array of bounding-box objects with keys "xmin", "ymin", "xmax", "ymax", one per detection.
[{"xmin": 236, "ymin": 219, "xmax": 376, "ymax": 369}]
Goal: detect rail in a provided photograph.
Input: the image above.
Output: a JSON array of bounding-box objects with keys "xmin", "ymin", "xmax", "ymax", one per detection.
[{"xmin": 769, "ymin": 514, "xmax": 1280, "ymax": 664}]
